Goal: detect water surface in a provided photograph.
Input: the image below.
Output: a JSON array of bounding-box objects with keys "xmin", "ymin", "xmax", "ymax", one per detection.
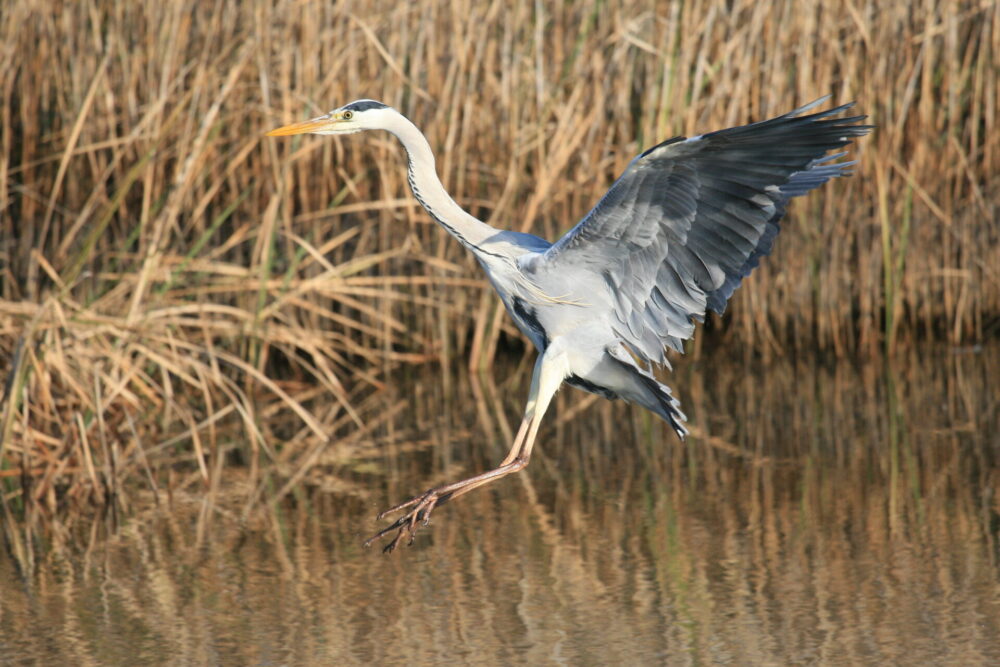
[{"xmin": 2, "ymin": 347, "xmax": 998, "ymax": 665}]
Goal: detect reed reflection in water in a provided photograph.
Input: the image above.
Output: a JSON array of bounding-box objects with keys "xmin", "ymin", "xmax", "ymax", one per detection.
[{"xmin": 1, "ymin": 347, "xmax": 998, "ymax": 665}]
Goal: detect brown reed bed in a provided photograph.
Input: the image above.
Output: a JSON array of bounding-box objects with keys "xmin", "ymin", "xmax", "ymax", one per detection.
[{"xmin": 1, "ymin": 1, "xmax": 998, "ymax": 517}]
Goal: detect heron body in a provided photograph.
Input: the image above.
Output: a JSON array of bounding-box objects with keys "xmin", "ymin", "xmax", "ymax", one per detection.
[{"xmin": 267, "ymin": 98, "xmax": 871, "ymax": 551}]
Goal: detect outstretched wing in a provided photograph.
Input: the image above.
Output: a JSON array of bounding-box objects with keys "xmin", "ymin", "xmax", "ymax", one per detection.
[{"xmin": 529, "ymin": 98, "xmax": 872, "ymax": 365}]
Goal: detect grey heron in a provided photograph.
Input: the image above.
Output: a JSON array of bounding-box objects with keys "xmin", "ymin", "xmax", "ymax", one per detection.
[{"xmin": 267, "ymin": 98, "xmax": 871, "ymax": 552}]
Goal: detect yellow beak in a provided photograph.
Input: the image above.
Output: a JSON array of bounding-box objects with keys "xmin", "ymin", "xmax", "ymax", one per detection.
[{"xmin": 265, "ymin": 117, "xmax": 335, "ymax": 136}]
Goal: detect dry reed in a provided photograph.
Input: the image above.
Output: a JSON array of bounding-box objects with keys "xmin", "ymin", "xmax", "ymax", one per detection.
[{"xmin": 0, "ymin": 0, "xmax": 997, "ymax": 513}]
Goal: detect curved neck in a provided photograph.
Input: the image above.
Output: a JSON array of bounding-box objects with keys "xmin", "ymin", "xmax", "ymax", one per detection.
[{"xmin": 387, "ymin": 115, "xmax": 498, "ymax": 253}]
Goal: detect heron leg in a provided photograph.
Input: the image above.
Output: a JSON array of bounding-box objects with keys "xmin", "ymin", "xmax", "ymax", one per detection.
[
  {"xmin": 438, "ymin": 381, "xmax": 553, "ymax": 504},
  {"xmin": 500, "ymin": 414, "xmax": 532, "ymax": 466},
  {"xmin": 374, "ymin": 412, "xmax": 532, "ymax": 520},
  {"xmin": 365, "ymin": 343, "xmax": 567, "ymax": 553}
]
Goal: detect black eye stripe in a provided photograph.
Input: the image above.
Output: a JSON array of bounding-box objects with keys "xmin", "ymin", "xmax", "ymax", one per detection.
[{"xmin": 343, "ymin": 100, "xmax": 388, "ymax": 113}]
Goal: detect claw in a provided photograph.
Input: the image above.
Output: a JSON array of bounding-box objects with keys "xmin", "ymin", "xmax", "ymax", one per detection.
[
  {"xmin": 384, "ymin": 531, "xmax": 405, "ymax": 553},
  {"xmin": 363, "ymin": 513, "xmax": 413, "ymax": 548},
  {"xmin": 365, "ymin": 488, "xmax": 444, "ymax": 552}
]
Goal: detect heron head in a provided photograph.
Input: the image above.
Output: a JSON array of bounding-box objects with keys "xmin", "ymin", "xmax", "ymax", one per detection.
[{"xmin": 266, "ymin": 99, "xmax": 392, "ymax": 137}]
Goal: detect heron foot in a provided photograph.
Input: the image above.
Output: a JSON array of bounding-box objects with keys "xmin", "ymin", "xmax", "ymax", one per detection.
[
  {"xmin": 363, "ymin": 487, "xmax": 449, "ymax": 554},
  {"xmin": 363, "ymin": 457, "xmax": 531, "ymax": 553}
]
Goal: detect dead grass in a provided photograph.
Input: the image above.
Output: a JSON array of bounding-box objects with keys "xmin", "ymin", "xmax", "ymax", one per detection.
[{"xmin": 0, "ymin": 0, "xmax": 997, "ymax": 514}]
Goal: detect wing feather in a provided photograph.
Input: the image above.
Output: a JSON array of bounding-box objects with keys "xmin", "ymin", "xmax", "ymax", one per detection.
[{"xmin": 530, "ymin": 98, "xmax": 872, "ymax": 365}]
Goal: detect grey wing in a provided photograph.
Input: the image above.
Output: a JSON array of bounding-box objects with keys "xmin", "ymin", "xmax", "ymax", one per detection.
[{"xmin": 529, "ymin": 98, "xmax": 872, "ymax": 366}]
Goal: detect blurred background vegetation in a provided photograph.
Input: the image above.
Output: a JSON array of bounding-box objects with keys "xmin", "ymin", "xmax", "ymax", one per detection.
[{"xmin": 0, "ymin": 0, "xmax": 997, "ymax": 514}]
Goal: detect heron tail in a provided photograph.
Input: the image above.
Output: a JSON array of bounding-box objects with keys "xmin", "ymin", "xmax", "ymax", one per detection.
[
  {"xmin": 606, "ymin": 348, "xmax": 689, "ymax": 440},
  {"xmin": 638, "ymin": 374, "xmax": 689, "ymax": 440}
]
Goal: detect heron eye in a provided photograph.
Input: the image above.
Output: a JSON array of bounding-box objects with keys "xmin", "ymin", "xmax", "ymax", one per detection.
[{"xmin": 342, "ymin": 110, "xmax": 354, "ymax": 120}]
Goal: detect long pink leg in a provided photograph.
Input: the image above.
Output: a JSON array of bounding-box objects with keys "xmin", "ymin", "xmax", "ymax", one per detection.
[
  {"xmin": 435, "ymin": 394, "xmax": 552, "ymax": 504},
  {"xmin": 365, "ymin": 344, "xmax": 566, "ymax": 552}
]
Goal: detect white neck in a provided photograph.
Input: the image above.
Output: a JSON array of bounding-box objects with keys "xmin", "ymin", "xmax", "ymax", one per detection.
[{"xmin": 386, "ymin": 114, "xmax": 499, "ymax": 253}]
